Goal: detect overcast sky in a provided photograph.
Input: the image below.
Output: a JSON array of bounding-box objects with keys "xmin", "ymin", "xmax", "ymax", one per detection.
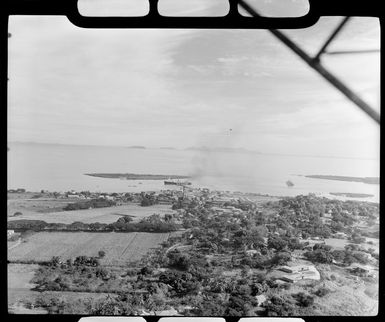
[{"xmin": 8, "ymin": 0, "xmax": 380, "ymax": 159}]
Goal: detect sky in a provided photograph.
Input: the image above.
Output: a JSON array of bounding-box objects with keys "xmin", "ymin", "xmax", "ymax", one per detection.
[{"xmin": 7, "ymin": 0, "xmax": 380, "ymax": 159}]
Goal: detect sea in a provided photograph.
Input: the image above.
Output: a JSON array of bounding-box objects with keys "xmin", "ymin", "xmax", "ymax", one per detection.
[{"xmin": 7, "ymin": 142, "xmax": 380, "ymax": 203}]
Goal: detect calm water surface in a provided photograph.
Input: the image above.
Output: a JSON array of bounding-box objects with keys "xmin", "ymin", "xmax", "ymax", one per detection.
[{"xmin": 7, "ymin": 142, "xmax": 380, "ymax": 203}]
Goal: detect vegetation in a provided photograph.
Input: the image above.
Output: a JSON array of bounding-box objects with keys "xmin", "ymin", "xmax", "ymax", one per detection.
[
  {"xmin": 11, "ymin": 191, "xmax": 378, "ymax": 316},
  {"xmin": 8, "ymin": 213, "xmax": 180, "ymax": 233},
  {"xmin": 64, "ymin": 198, "xmax": 116, "ymax": 211}
]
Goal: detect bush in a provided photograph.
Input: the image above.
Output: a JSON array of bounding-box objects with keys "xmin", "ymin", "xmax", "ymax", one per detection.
[
  {"xmin": 313, "ymin": 286, "xmax": 330, "ymax": 297},
  {"xmin": 264, "ymin": 295, "xmax": 298, "ymax": 316},
  {"xmin": 167, "ymin": 250, "xmax": 190, "ymax": 270},
  {"xmin": 304, "ymin": 249, "xmax": 333, "ymax": 264},
  {"xmin": 294, "ymin": 292, "xmax": 314, "ymax": 307}
]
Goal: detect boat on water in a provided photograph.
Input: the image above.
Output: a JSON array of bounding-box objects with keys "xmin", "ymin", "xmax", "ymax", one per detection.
[
  {"xmin": 164, "ymin": 179, "xmax": 192, "ymax": 186},
  {"xmin": 286, "ymin": 180, "xmax": 294, "ymax": 187}
]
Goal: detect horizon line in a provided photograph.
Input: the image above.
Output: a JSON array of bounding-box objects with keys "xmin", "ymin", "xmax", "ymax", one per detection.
[{"xmin": 8, "ymin": 140, "xmax": 379, "ymax": 161}]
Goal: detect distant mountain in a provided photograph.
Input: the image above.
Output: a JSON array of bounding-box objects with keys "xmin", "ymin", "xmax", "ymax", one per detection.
[{"xmin": 185, "ymin": 146, "xmax": 260, "ymax": 153}]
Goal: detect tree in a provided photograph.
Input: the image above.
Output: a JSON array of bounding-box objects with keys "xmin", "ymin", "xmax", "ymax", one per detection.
[
  {"xmin": 264, "ymin": 295, "xmax": 297, "ymax": 316},
  {"xmin": 331, "ymin": 250, "xmax": 345, "ymax": 262},
  {"xmin": 313, "ymin": 243, "xmax": 332, "ymax": 251},
  {"xmin": 313, "ymin": 286, "xmax": 330, "ymax": 297},
  {"xmin": 49, "ymin": 256, "xmax": 61, "ymax": 267},
  {"xmin": 140, "ymin": 266, "xmax": 153, "ymax": 275},
  {"xmin": 117, "ymin": 216, "xmax": 133, "ymax": 224},
  {"xmin": 98, "ymin": 250, "xmax": 106, "ymax": 258},
  {"xmin": 95, "ymin": 267, "xmax": 110, "ymax": 280},
  {"xmin": 288, "ymin": 237, "xmax": 303, "ymax": 250},
  {"xmin": 350, "ymin": 232, "xmax": 366, "ymax": 244},
  {"xmin": 304, "ymin": 249, "xmax": 333, "ymax": 264},
  {"xmin": 167, "ymin": 249, "xmax": 190, "ymax": 270},
  {"xmin": 140, "ymin": 194, "xmax": 156, "ymax": 207},
  {"xmin": 294, "ymin": 292, "xmax": 314, "ymax": 307},
  {"xmin": 270, "ymin": 252, "xmax": 291, "ymax": 266},
  {"xmin": 268, "ymin": 236, "xmax": 288, "ymax": 251}
]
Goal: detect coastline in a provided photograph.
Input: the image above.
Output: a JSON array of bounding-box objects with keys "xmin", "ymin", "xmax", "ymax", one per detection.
[
  {"xmin": 84, "ymin": 173, "xmax": 191, "ymax": 180},
  {"xmin": 302, "ymin": 175, "xmax": 379, "ymax": 185}
]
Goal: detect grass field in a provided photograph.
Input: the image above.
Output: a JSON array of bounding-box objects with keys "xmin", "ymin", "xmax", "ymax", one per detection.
[
  {"xmin": 313, "ymin": 264, "xmax": 378, "ymax": 315},
  {"xmin": 8, "ymin": 198, "xmax": 69, "ymax": 217},
  {"xmin": 8, "ymin": 231, "xmax": 170, "ymax": 266},
  {"xmin": 7, "ymin": 263, "xmax": 114, "ymax": 314},
  {"xmin": 324, "ymin": 238, "xmax": 379, "ymax": 253},
  {"xmin": 7, "ymin": 263, "xmax": 46, "ymax": 313},
  {"xmin": 7, "ymin": 203, "xmax": 175, "ymax": 224},
  {"xmin": 324, "ymin": 238, "xmax": 349, "ymax": 250}
]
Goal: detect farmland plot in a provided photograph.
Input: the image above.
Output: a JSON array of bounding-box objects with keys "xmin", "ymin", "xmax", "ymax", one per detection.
[
  {"xmin": 8, "ymin": 232, "xmax": 170, "ymax": 266},
  {"xmin": 7, "ymin": 203, "xmax": 175, "ymax": 224}
]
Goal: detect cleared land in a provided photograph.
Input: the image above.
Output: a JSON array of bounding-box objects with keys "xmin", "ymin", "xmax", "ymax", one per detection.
[
  {"xmin": 8, "ymin": 198, "xmax": 69, "ymax": 217},
  {"xmin": 7, "ymin": 203, "xmax": 175, "ymax": 224},
  {"xmin": 313, "ymin": 264, "xmax": 378, "ymax": 315},
  {"xmin": 7, "ymin": 263, "xmax": 46, "ymax": 314},
  {"xmin": 8, "ymin": 231, "xmax": 170, "ymax": 266},
  {"xmin": 324, "ymin": 238, "xmax": 379, "ymax": 253},
  {"xmin": 8, "ymin": 263, "xmax": 113, "ymax": 314}
]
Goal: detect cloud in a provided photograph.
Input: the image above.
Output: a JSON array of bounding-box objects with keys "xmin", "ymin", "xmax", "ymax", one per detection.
[{"xmin": 8, "ymin": 15, "xmax": 379, "ymax": 159}]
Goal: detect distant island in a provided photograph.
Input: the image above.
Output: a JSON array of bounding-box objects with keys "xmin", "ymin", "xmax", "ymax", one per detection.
[
  {"xmin": 304, "ymin": 175, "xmax": 379, "ymax": 185},
  {"xmin": 84, "ymin": 173, "xmax": 190, "ymax": 180},
  {"xmin": 185, "ymin": 146, "xmax": 260, "ymax": 153},
  {"xmin": 127, "ymin": 146, "xmax": 146, "ymax": 149},
  {"xmin": 330, "ymin": 192, "xmax": 374, "ymax": 198}
]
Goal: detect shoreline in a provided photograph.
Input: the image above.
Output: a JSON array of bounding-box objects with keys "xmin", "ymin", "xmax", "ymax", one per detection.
[
  {"xmin": 7, "ymin": 187, "xmax": 379, "ymax": 205},
  {"xmin": 84, "ymin": 173, "xmax": 191, "ymax": 180},
  {"xmin": 302, "ymin": 175, "xmax": 379, "ymax": 185}
]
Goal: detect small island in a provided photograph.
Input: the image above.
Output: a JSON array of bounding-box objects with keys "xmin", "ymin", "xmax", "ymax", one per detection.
[
  {"xmin": 304, "ymin": 175, "xmax": 379, "ymax": 185},
  {"xmin": 330, "ymin": 192, "xmax": 374, "ymax": 198},
  {"xmin": 127, "ymin": 146, "xmax": 146, "ymax": 149},
  {"xmin": 84, "ymin": 173, "xmax": 191, "ymax": 180}
]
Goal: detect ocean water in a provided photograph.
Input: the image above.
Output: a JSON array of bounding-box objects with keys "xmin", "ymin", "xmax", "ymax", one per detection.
[{"xmin": 7, "ymin": 142, "xmax": 380, "ymax": 203}]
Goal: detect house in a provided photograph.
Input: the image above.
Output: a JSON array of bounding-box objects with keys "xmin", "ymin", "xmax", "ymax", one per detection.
[
  {"xmin": 155, "ymin": 308, "xmax": 181, "ymax": 316},
  {"xmin": 255, "ymin": 295, "xmax": 267, "ymax": 306},
  {"xmin": 348, "ymin": 266, "xmax": 370, "ymax": 277},
  {"xmin": 279, "ymin": 266, "xmax": 295, "ymax": 273},
  {"xmin": 321, "ymin": 217, "xmax": 332, "ymax": 224},
  {"xmin": 280, "ymin": 275, "xmax": 297, "ymax": 283},
  {"xmin": 323, "ymin": 212, "xmax": 332, "ymax": 219},
  {"xmin": 334, "ymin": 232, "xmax": 348, "ymax": 239},
  {"xmin": 67, "ymin": 194, "xmax": 80, "ymax": 199},
  {"xmin": 7, "ymin": 230, "xmax": 15, "ymax": 237},
  {"xmin": 278, "ymin": 265, "xmax": 320, "ymax": 282}
]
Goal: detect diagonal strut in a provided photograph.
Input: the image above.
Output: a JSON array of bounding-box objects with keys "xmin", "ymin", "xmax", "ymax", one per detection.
[{"xmin": 238, "ymin": 0, "xmax": 380, "ymax": 125}]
